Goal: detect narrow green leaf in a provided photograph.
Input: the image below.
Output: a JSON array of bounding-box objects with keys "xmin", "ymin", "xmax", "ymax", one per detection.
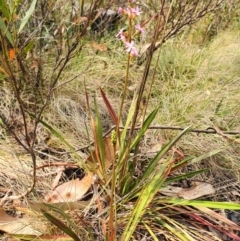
[
  {"xmin": 118, "ymin": 95, "xmax": 137, "ymax": 160},
  {"xmin": 157, "ymin": 218, "xmax": 195, "ymax": 241},
  {"xmin": 130, "ymin": 108, "xmax": 159, "ymax": 150},
  {"xmin": 39, "ymin": 119, "xmax": 76, "ymax": 152},
  {"xmin": 171, "ymin": 149, "xmax": 223, "ymax": 172},
  {"xmin": 121, "ymin": 172, "xmax": 136, "ymax": 195},
  {"xmin": 121, "ymin": 128, "xmax": 191, "ymax": 240},
  {"xmin": 8, "ymin": 0, "xmax": 15, "ymax": 14},
  {"xmin": 0, "ymin": 17, "xmax": 13, "ymax": 45},
  {"xmin": 170, "ymin": 156, "xmax": 193, "ymax": 171},
  {"xmin": 10, "ymin": 234, "xmax": 74, "ymax": 241},
  {"xmin": 165, "ymin": 169, "xmax": 208, "ymax": 184},
  {"xmin": 186, "ymin": 149, "xmax": 223, "ymax": 166},
  {"xmin": 143, "ymin": 222, "xmax": 159, "ymax": 241},
  {"xmin": 26, "ymin": 112, "xmax": 73, "ymax": 150},
  {"xmin": 94, "ymin": 96, "xmax": 105, "ymax": 173},
  {"xmin": 23, "ymin": 41, "xmax": 34, "ymax": 54},
  {"xmin": 18, "ymin": 0, "xmax": 37, "ymax": 34},
  {"xmin": 0, "ymin": 0, "xmax": 10, "ymax": 20},
  {"xmin": 119, "ymin": 95, "xmax": 137, "ymax": 146},
  {"xmin": 143, "ymin": 126, "xmax": 191, "ymax": 180},
  {"xmin": 42, "ymin": 203, "xmax": 84, "ymax": 236},
  {"xmin": 121, "ymin": 158, "xmax": 171, "ymax": 241},
  {"xmin": 41, "ymin": 210, "xmax": 81, "ymax": 241},
  {"xmin": 41, "ymin": 202, "xmax": 66, "ymax": 214},
  {"xmin": 162, "ymin": 198, "xmax": 240, "ymax": 210},
  {"xmin": 0, "ymin": 66, "xmax": 9, "ymax": 77},
  {"xmin": 26, "ymin": 111, "xmax": 81, "ymax": 161},
  {"xmin": 117, "ymin": 107, "xmax": 158, "ymax": 193},
  {"xmin": 28, "ymin": 201, "xmax": 89, "ymax": 212}
]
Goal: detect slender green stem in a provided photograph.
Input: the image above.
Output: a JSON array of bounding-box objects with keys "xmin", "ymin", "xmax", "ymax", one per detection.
[
  {"xmin": 116, "ymin": 16, "xmax": 133, "ymax": 188},
  {"xmin": 108, "ymin": 143, "xmax": 117, "ymax": 241},
  {"xmin": 116, "ymin": 16, "xmax": 132, "ymax": 138},
  {"xmin": 116, "ymin": 53, "xmax": 131, "ymax": 138}
]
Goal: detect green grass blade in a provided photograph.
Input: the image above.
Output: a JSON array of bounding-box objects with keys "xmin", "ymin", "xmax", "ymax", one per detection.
[
  {"xmin": 116, "ymin": 96, "xmax": 137, "ymax": 178},
  {"xmin": 38, "ymin": 118, "xmax": 76, "ymax": 153},
  {"xmin": 8, "ymin": 0, "xmax": 15, "ymax": 14},
  {"xmin": 41, "ymin": 210, "xmax": 81, "ymax": 241},
  {"xmin": 0, "ymin": 17, "xmax": 13, "ymax": 45},
  {"xmin": 26, "ymin": 111, "xmax": 83, "ymax": 162},
  {"xmin": 170, "ymin": 156, "xmax": 193, "ymax": 171},
  {"xmin": 172, "ymin": 149, "xmax": 223, "ymax": 171},
  {"xmin": 0, "ymin": 0, "xmax": 10, "ymax": 21},
  {"xmin": 120, "ymin": 172, "xmax": 138, "ymax": 195},
  {"xmin": 165, "ymin": 169, "xmax": 209, "ymax": 184},
  {"xmin": 187, "ymin": 149, "xmax": 224, "ymax": 165},
  {"xmin": 42, "ymin": 203, "xmax": 84, "ymax": 236},
  {"xmin": 130, "ymin": 108, "xmax": 159, "ymax": 150},
  {"xmin": 163, "ymin": 198, "xmax": 240, "ymax": 210},
  {"xmin": 120, "ymin": 95, "xmax": 137, "ymax": 149},
  {"xmin": 142, "ymin": 126, "xmax": 191, "ymax": 180},
  {"xmin": 18, "ymin": 0, "xmax": 37, "ymax": 34},
  {"xmin": 11, "ymin": 234, "xmax": 74, "ymax": 240},
  {"xmin": 143, "ymin": 222, "xmax": 159, "ymax": 241},
  {"xmin": 157, "ymin": 217, "xmax": 195, "ymax": 241},
  {"xmin": 94, "ymin": 96, "xmax": 105, "ymax": 173},
  {"xmin": 121, "ymin": 158, "xmax": 171, "ymax": 241}
]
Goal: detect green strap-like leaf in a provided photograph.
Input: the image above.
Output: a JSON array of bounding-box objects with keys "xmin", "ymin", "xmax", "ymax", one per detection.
[
  {"xmin": 165, "ymin": 169, "xmax": 208, "ymax": 184},
  {"xmin": 130, "ymin": 108, "xmax": 159, "ymax": 150},
  {"xmin": 0, "ymin": 0, "xmax": 10, "ymax": 20},
  {"xmin": 94, "ymin": 95, "xmax": 105, "ymax": 174},
  {"xmin": 119, "ymin": 95, "xmax": 137, "ymax": 157},
  {"xmin": 157, "ymin": 217, "xmax": 195, "ymax": 241},
  {"xmin": 41, "ymin": 203, "xmax": 85, "ymax": 236},
  {"xmin": 41, "ymin": 210, "xmax": 81, "ymax": 241},
  {"xmin": 18, "ymin": 0, "xmax": 37, "ymax": 34},
  {"xmin": 143, "ymin": 222, "xmax": 159, "ymax": 241},
  {"xmin": 26, "ymin": 111, "xmax": 81, "ymax": 159},
  {"xmin": 142, "ymin": 126, "xmax": 191, "ymax": 180},
  {"xmin": 121, "ymin": 158, "xmax": 171, "ymax": 241},
  {"xmin": 0, "ymin": 17, "xmax": 13, "ymax": 45},
  {"xmin": 161, "ymin": 198, "xmax": 240, "ymax": 210}
]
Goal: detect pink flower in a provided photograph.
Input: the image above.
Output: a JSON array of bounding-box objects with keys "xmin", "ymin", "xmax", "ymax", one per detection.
[
  {"xmin": 135, "ymin": 24, "xmax": 145, "ymax": 33},
  {"xmin": 116, "ymin": 28, "xmax": 126, "ymax": 41},
  {"xmin": 125, "ymin": 7, "xmax": 141, "ymax": 18},
  {"xmin": 118, "ymin": 7, "xmax": 125, "ymax": 14},
  {"xmin": 125, "ymin": 41, "xmax": 139, "ymax": 56},
  {"xmin": 132, "ymin": 7, "xmax": 141, "ymax": 16}
]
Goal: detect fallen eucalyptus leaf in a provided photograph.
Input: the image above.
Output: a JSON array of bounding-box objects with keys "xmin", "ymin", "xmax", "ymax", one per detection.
[
  {"xmin": 44, "ymin": 174, "xmax": 93, "ymax": 203},
  {"xmin": 161, "ymin": 182, "xmax": 215, "ymax": 200},
  {"xmin": 0, "ymin": 207, "xmax": 45, "ymax": 235}
]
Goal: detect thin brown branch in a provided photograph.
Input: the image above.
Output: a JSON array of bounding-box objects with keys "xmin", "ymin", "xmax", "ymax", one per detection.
[
  {"xmin": 36, "ymin": 162, "xmax": 79, "ymax": 170},
  {"xmin": 66, "ymin": 125, "xmax": 240, "ymax": 154},
  {"xmin": 132, "ymin": 125, "xmax": 240, "ymax": 135}
]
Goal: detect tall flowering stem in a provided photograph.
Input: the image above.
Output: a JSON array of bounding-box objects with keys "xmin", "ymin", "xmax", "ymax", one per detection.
[
  {"xmin": 116, "ymin": 2, "xmax": 143, "ymax": 138},
  {"xmin": 116, "ymin": 23, "xmax": 132, "ymax": 138},
  {"xmin": 115, "ymin": 2, "xmax": 146, "ymax": 186},
  {"xmin": 109, "ymin": 2, "xmax": 144, "ymax": 239}
]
